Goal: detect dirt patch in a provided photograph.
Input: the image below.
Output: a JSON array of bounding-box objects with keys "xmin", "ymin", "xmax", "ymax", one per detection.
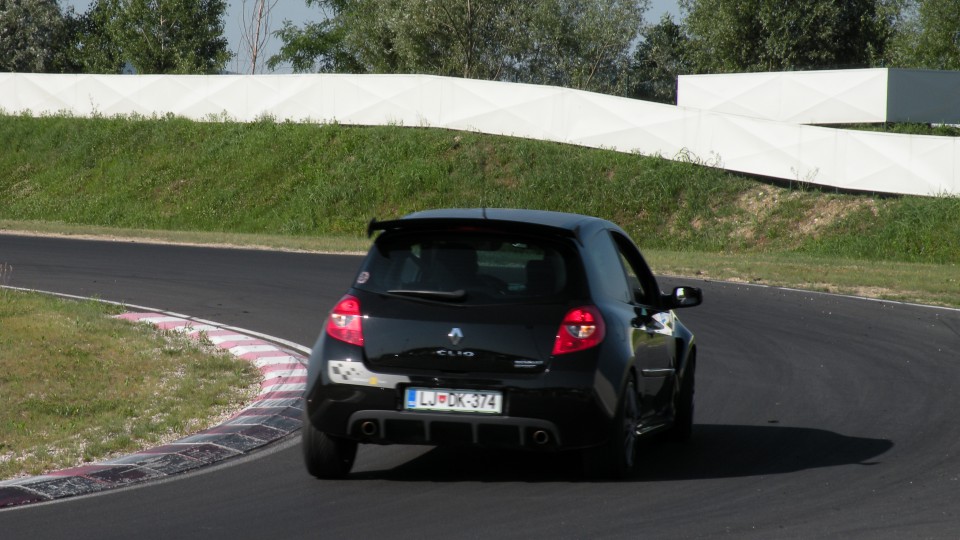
[
  {"xmin": 722, "ymin": 185, "xmax": 879, "ymax": 244},
  {"xmin": 797, "ymin": 197, "xmax": 878, "ymax": 237},
  {"xmin": 725, "ymin": 185, "xmax": 787, "ymax": 242},
  {"xmin": 737, "ymin": 184, "xmax": 783, "ymax": 217},
  {"xmin": 494, "ymin": 176, "xmax": 520, "ymax": 189}
]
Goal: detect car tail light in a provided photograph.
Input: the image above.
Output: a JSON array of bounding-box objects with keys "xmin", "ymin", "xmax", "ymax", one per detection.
[
  {"xmin": 326, "ymin": 295, "xmax": 365, "ymax": 346},
  {"xmin": 552, "ymin": 306, "xmax": 605, "ymax": 355}
]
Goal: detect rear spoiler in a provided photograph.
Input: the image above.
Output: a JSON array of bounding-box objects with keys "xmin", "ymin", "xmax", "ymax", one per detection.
[{"xmin": 367, "ymin": 217, "xmax": 581, "ymax": 242}]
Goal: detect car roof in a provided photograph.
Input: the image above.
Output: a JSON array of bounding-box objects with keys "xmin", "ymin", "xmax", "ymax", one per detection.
[{"xmin": 367, "ymin": 208, "xmax": 619, "ymax": 241}]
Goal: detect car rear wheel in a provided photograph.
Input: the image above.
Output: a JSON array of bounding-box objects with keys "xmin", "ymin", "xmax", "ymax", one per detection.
[
  {"xmin": 583, "ymin": 375, "xmax": 640, "ymax": 480},
  {"xmin": 666, "ymin": 356, "xmax": 695, "ymax": 443},
  {"xmin": 302, "ymin": 410, "xmax": 358, "ymax": 479}
]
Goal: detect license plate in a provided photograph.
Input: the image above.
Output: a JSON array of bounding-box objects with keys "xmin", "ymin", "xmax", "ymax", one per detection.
[{"xmin": 405, "ymin": 388, "xmax": 502, "ymax": 414}]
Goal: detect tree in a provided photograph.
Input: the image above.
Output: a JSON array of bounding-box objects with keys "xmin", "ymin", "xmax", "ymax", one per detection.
[
  {"xmin": 888, "ymin": 0, "xmax": 960, "ymax": 69},
  {"xmin": 271, "ymin": 0, "xmax": 524, "ymax": 78},
  {"xmin": 71, "ymin": 0, "xmax": 126, "ymax": 73},
  {"xmin": 238, "ymin": 0, "xmax": 280, "ymax": 74},
  {"xmin": 631, "ymin": 13, "xmax": 689, "ymax": 103},
  {"xmin": 520, "ymin": 0, "xmax": 648, "ymax": 95},
  {"xmin": 919, "ymin": 1, "xmax": 960, "ymax": 69},
  {"xmin": 269, "ymin": 17, "xmax": 358, "ymax": 73},
  {"xmin": 680, "ymin": 0, "xmax": 897, "ymax": 73},
  {"xmin": 76, "ymin": 0, "xmax": 231, "ymax": 74},
  {"xmin": 270, "ymin": 0, "xmax": 648, "ymax": 96},
  {"xmin": 269, "ymin": 0, "xmax": 376, "ymax": 73},
  {"xmin": 0, "ymin": 0, "xmax": 76, "ymax": 72},
  {"xmin": 382, "ymin": 0, "xmax": 524, "ymax": 80}
]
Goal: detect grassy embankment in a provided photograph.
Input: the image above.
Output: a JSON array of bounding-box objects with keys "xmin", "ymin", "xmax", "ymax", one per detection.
[
  {"xmin": 0, "ymin": 283, "xmax": 259, "ymax": 479},
  {"xmin": 1, "ymin": 113, "xmax": 958, "ymax": 306}
]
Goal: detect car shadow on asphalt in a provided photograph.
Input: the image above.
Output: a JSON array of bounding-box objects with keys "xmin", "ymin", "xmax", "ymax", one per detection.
[{"xmin": 348, "ymin": 424, "xmax": 893, "ymax": 482}]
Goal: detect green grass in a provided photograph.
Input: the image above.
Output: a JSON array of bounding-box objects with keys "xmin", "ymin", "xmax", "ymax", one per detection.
[
  {"xmin": 0, "ymin": 220, "xmax": 370, "ymax": 254},
  {"xmin": 840, "ymin": 122, "xmax": 960, "ymax": 137},
  {"xmin": 0, "ymin": 289, "xmax": 260, "ymax": 479},
  {"xmin": 648, "ymin": 250, "xmax": 960, "ymax": 308}
]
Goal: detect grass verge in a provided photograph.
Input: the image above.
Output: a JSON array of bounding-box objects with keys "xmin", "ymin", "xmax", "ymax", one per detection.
[
  {"xmin": 0, "ymin": 219, "xmax": 369, "ymax": 254},
  {"xmin": 647, "ymin": 250, "xmax": 960, "ymax": 309},
  {"xmin": 0, "ymin": 289, "xmax": 260, "ymax": 480}
]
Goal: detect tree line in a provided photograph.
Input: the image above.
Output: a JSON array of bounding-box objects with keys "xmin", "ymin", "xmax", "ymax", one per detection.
[
  {"xmin": 1, "ymin": 0, "xmax": 230, "ymax": 74},
  {"xmin": 2, "ymin": 0, "xmax": 959, "ymax": 103}
]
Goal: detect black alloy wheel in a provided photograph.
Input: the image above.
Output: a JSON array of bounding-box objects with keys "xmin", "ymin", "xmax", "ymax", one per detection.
[
  {"xmin": 583, "ymin": 375, "xmax": 640, "ymax": 480},
  {"xmin": 302, "ymin": 410, "xmax": 359, "ymax": 479}
]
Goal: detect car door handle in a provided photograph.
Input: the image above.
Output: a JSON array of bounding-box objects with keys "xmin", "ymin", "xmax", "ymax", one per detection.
[{"xmin": 641, "ymin": 368, "xmax": 675, "ymax": 377}]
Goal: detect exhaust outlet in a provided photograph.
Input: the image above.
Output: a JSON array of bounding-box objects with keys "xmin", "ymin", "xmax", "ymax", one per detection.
[
  {"xmin": 533, "ymin": 430, "xmax": 550, "ymax": 445},
  {"xmin": 360, "ymin": 421, "xmax": 378, "ymax": 436}
]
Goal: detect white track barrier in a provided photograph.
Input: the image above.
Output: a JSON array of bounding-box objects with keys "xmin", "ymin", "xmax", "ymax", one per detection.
[
  {"xmin": 1, "ymin": 72, "xmax": 957, "ymax": 196},
  {"xmin": 678, "ymin": 68, "xmax": 960, "ymax": 125}
]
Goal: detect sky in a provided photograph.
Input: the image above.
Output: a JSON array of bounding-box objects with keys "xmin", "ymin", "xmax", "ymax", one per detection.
[{"xmin": 60, "ymin": 0, "xmax": 682, "ymax": 74}]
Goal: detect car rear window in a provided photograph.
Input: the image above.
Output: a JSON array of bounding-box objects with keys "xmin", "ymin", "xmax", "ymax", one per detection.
[{"xmin": 354, "ymin": 230, "xmax": 580, "ymax": 305}]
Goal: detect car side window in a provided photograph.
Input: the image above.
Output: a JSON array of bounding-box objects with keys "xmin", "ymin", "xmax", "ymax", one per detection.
[
  {"xmin": 617, "ymin": 251, "xmax": 645, "ymax": 301},
  {"xmin": 586, "ymin": 229, "xmax": 632, "ymax": 303},
  {"xmin": 611, "ymin": 232, "xmax": 657, "ymax": 306}
]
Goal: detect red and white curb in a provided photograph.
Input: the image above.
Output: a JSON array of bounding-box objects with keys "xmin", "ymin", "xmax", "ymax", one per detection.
[{"xmin": 0, "ymin": 312, "xmax": 308, "ymax": 508}]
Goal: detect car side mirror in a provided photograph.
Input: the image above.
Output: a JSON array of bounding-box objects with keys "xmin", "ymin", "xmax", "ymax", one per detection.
[
  {"xmin": 664, "ymin": 286, "xmax": 702, "ymax": 309},
  {"xmin": 632, "ymin": 287, "xmax": 646, "ymax": 305}
]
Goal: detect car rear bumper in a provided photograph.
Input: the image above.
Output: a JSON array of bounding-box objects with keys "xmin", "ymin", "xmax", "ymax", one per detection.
[
  {"xmin": 305, "ymin": 380, "xmax": 613, "ymax": 450},
  {"xmin": 347, "ymin": 410, "xmax": 562, "ymax": 448}
]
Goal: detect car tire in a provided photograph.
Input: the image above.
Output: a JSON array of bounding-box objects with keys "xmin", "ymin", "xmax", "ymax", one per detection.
[
  {"xmin": 583, "ymin": 375, "xmax": 640, "ymax": 480},
  {"xmin": 302, "ymin": 410, "xmax": 358, "ymax": 479},
  {"xmin": 666, "ymin": 356, "xmax": 695, "ymax": 443}
]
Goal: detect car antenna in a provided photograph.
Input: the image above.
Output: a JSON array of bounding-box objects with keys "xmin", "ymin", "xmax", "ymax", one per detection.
[{"xmin": 482, "ymin": 207, "xmax": 488, "ymax": 219}]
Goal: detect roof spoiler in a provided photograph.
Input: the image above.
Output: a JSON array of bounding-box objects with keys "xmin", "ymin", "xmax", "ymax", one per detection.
[
  {"xmin": 367, "ymin": 217, "xmax": 580, "ymax": 240},
  {"xmin": 367, "ymin": 218, "xmax": 381, "ymax": 238}
]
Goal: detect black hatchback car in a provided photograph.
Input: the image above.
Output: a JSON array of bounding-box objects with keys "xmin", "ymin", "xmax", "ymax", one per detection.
[{"xmin": 303, "ymin": 208, "xmax": 702, "ymax": 479}]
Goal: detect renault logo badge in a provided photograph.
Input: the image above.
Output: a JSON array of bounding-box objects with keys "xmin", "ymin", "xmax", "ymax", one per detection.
[{"xmin": 448, "ymin": 328, "xmax": 464, "ymax": 346}]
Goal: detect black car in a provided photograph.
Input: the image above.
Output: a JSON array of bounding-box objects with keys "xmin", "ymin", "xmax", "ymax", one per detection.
[{"xmin": 303, "ymin": 208, "xmax": 702, "ymax": 479}]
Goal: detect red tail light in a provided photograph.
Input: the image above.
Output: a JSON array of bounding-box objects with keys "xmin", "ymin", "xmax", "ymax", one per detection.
[
  {"xmin": 326, "ymin": 295, "xmax": 365, "ymax": 346},
  {"xmin": 552, "ymin": 306, "xmax": 605, "ymax": 355}
]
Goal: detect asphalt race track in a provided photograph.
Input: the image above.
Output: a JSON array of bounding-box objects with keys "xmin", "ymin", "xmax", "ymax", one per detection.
[{"xmin": 1, "ymin": 234, "xmax": 959, "ymax": 539}]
